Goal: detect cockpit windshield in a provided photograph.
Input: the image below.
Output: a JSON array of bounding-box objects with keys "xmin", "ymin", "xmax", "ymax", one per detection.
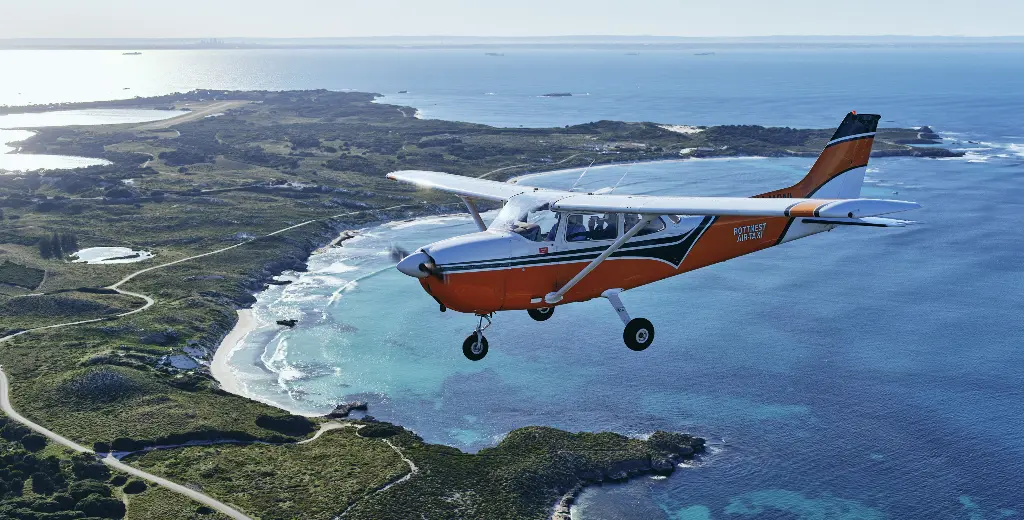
[{"xmin": 488, "ymin": 195, "xmax": 559, "ymax": 242}]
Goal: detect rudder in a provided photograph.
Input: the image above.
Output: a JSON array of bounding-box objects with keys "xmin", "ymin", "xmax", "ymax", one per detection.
[{"xmin": 757, "ymin": 112, "xmax": 880, "ymax": 200}]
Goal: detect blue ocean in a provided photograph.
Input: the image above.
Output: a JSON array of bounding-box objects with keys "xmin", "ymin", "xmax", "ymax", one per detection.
[{"xmin": 3, "ymin": 45, "xmax": 1022, "ymax": 519}]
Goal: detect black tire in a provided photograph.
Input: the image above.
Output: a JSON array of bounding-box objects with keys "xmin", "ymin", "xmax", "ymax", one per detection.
[
  {"xmin": 623, "ymin": 318, "xmax": 654, "ymax": 351},
  {"xmin": 462, "ymin": 333, "xmax": 489, "ymax": 361},
  {"xmin": 527, "ymin": 307, "xmax": 554, "ymax": 322}
]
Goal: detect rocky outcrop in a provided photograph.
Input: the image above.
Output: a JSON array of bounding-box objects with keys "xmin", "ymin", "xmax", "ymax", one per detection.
[
  {"xmin": 550, "ymin": 430, "xmax": 705, "ymax": 520},
  {"xmin": 872, "ymin": 148, "xmax": 964, "ymax": 158},
  {"xmin": 326, "ymin": 401, "xmax": 368, "ymax": 418}
]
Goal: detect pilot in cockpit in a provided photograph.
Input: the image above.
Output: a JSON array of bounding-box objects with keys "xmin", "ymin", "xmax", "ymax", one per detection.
[{"xmin": 566, "ymin": 215, "xmax": 588, "ymax": 242}]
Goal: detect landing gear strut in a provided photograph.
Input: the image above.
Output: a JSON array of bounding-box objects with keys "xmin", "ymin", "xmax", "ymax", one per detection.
[
  {"xmin": 462, "ymin": 313, "xmax": 492, "ymax": 361},
  {"xmin": 527, "ymin": 306, "xmax": 554, "ymax": 321},
  {"xmin": 602, "ymin": 289, "xmax": 654, "ymax": 351}
]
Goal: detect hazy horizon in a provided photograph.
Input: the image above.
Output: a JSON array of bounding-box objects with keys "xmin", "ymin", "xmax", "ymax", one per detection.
[{"xmin": 2, "ymin": 0, "xmax": 1022, "ymax": 39}]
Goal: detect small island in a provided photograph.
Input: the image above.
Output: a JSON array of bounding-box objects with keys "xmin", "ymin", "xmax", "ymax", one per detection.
[{"xmin": 542, "ymin": 92, "xmax": 573, "ymax": 97}]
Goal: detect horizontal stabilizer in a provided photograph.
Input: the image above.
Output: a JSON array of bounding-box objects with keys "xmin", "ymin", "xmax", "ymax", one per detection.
[{"xmin": 801, "ymin": 217, "xmax": 917, "ymax": 227}]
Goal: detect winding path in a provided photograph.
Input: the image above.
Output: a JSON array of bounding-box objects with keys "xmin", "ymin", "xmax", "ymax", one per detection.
[{"xmin": 0, "ymin": 366, "xmax": 251, "ymax": 519}]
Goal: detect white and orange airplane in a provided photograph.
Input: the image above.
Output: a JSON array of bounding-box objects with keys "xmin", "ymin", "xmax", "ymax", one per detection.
[{"xmin": 387, "ymin": 112, "xmax": 919, "ymax": 360}]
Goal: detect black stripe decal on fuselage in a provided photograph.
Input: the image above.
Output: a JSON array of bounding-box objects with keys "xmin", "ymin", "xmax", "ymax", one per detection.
[
  {"xmin": 823, "ymin": 133, "xmax": 875, "ymax": 149},
  {"xmin": 441, "ymin": 216, "xmax": 716, "ymax": 273}
]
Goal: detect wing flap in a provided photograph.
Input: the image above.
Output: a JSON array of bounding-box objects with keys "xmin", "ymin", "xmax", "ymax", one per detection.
[
  {"xmin": 801, "ymin": 217, "xmax": 917, "ymax": 227},
  {"xmin": 550, "ymin": 193, "xmax": 920, "ymax": 219}
]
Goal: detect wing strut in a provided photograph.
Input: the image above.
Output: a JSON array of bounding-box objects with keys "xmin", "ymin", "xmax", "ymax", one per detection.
[
  {"xmin": 459, "ymin": 196, "xmax": 487, "ymax": 232},
  {"xmin": 544, "ymin": 215, "xmax": 656, "ymax": 305}
]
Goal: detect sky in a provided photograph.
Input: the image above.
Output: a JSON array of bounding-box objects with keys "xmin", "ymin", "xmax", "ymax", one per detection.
[{"xmin": 1, "ymin": 0, "xmax": 1021, "ymax": 39}]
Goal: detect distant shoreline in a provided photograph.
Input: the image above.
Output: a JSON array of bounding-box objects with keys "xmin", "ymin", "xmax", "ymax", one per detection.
[{"xmin": 2, "ymin": 35, "xmax": 1024, "ymax": 51}]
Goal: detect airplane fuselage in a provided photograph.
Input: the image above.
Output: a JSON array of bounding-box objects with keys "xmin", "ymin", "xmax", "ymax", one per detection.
[{"xmin": 414, "ymin": 210, "xmax": 832, "ymax": 314}]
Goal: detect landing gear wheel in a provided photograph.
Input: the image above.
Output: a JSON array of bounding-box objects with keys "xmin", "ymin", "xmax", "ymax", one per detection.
[
  {"xmin": 462, "ymin": 333, "xmax": 489, "ymax": 361},
  {"xmin": 528, "ymin": 307, "xmax": 554, "ymax": 322},
  {"xmin": 623, "ymin": 318, "xmax": 654, "ymax": 351}
]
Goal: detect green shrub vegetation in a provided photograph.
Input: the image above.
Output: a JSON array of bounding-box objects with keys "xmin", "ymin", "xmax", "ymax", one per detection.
[
  {"xmin": 0, "ymin": 412, "xmax": 125, "ymax": 519},
  {"xmin": 0, "ymin": 260, "xmax": 45, "ymax": 289},
  {"xmin": 126, "ymin": 427, "xmax": 409, "ymax": 519},
  {"xmin": 124, "ymin": 485, "xmax": 229, "ymax": 520}
]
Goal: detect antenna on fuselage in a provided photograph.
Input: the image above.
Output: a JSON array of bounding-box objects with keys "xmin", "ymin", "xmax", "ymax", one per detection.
[
  {"xmin": 608, "ymin": 162, "xmax": 633, "ymax": 194},
  {"xmin": 569, "ymin": 159, "xmax": 596, "ymax": 192}
]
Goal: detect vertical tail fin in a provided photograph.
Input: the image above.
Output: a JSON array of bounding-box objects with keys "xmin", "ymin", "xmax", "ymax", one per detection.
[{"xmin": 757, "ymin": 112, "xmax": 880, "ymax": 199}]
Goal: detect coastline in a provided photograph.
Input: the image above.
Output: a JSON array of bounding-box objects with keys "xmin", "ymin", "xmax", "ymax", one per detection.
[{"xmin": 211, "ymin": 309, "xmax": 256, "ymax": 396}]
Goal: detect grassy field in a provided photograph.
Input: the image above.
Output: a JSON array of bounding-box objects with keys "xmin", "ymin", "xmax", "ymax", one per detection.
[{"xmin": 0, "ymin": 90, "xmax": 956, "ymax": 519}]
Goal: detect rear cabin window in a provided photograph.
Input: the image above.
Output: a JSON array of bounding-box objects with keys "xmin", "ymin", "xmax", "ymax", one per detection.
[{"xmin": 624, "ymin": 214, "xmax": 666, "ymax": 236}]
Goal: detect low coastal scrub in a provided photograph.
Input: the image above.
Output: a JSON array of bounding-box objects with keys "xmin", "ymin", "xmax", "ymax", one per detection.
[
  {"xmin": 123, "ymin": 485, "xmax": 228, "ymax": 520},
  {"xmin": 0, "ymin": 260, "xmax": 45, "ymax": 289},
  {"xmin": 125, "ymin": 426, "xmax": 409, "ymax": 520},
  {"xmin": 0, "ymin": 291, "xmax": 140, "ymax": 335},
  {"xmin": 344, "ymin": 425, "xmax": 705, "ymax": 520},
  {"xmin": 0, "ymin": 412, "xmax": 127, "ymax": 519}
]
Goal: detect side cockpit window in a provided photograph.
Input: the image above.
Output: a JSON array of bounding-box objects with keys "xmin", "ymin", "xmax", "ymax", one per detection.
[
  {"xmin": 490, "ymin": 197, "xmax": 560, "ymax": 242},
  {"xmin": 565, "ymin": 213, "xmax": 620, "ymax": 242},
  {"xmin": 513, "ymin": 207, "xmax": 559, "ymax": 242}
]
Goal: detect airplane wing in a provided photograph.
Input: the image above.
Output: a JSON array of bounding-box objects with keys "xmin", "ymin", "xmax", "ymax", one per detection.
[
  {"xmin": 386, "ymin": 170, "xmax": 919, "ymax": 219},
  {"xmin": 386, "ymin": 170, "xmax": 561, "ymax": 202},
  {"xmin": 550, "ymin": 193, "xmax": 920, "ymax": 219}
]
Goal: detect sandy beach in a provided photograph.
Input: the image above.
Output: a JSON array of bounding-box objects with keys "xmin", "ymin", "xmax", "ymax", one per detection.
[{"xmin": 211, "ymin": 309, "xmax": 256, "ymax": 395}]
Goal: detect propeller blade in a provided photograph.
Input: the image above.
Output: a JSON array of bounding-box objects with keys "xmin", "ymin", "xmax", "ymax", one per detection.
[{"xmin": 389, "ymin": 244, "xmax": 410, "ymax": 263}]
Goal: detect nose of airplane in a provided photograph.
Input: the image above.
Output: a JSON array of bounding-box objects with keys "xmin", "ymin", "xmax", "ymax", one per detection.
[{"xmin": 396, "ymin": 251, "xmax": 433, "ymax": 278}]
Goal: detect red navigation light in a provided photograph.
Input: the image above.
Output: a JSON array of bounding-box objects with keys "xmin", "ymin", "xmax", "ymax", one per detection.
[{"xmin": 852, "ymin": 110, "xmax": 857, "ymax": 115}]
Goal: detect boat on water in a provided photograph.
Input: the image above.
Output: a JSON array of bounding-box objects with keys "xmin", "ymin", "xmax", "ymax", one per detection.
[{"xmin": 122, "ymin": 52, "xmax": 142, "ymax": 56}]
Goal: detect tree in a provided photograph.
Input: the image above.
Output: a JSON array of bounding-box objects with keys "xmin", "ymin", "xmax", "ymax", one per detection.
[
  {"xmin": 39, "ymin": 237, "xmax": 53, "ymax": 259},
  {"xmin": 75, "ymin": 494, "xmax": 126, "ymax": 518},
  {"xmin": 20, "ymin": 433, "xmax": 47, "ymax": 452},
  {"xmin": 121, "ymin": 479, "xmax": 147, "ymax": 494},
  {"xmin": 69, "ymin": 480, "xmax": 111, "ymax": 501},
  {"xmin": 30, "ymin": 472, "xmax": 56, "ymax": 495},
  {"xmin": 60, "ymin": 233, "xmax": 78, "ymax": 254},
  {"xmin": 50, "ymin": 233, "xmax": 63, "ymax": 259}
]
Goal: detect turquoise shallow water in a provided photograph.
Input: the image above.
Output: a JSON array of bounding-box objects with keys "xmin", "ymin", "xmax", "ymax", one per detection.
[{"xmin": 3, "ymin": 45, "xmax": 1022, "ymax": 518}]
